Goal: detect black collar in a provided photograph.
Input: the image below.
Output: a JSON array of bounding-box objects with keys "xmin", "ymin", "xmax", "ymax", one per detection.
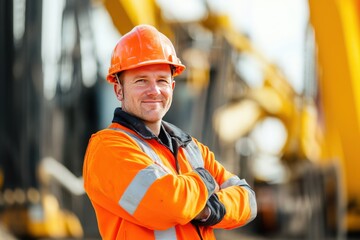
[{"xmin": 112, "ymin": 108, "xmax": 193, "ymax": 147}]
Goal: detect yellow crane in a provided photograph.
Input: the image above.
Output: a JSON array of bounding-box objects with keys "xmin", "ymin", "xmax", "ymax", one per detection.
[{"xmin": 308, "ymin": 0, "xmax": 360, "ymax": 233}]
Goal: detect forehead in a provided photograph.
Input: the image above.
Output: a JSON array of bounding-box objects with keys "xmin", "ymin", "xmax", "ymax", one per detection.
[{"xmin": 123, "ymin": 64, "xmax": 172, "ymax": 78}]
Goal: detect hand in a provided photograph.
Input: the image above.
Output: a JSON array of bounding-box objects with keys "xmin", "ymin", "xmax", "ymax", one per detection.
[
  {"xmin": 194, "ymin": 180, "xmax": 219, "ymax": 221},
  {"xmin": 194, "ymin": 206, "xmax": 210, "ymax": 220},
  {"xmin": 192, "ymin": 194, "xmax": 226, "ymax": 226},
  {"xmin": 214, "ymin": 181, "xmax": 220, "ymax": 193}
]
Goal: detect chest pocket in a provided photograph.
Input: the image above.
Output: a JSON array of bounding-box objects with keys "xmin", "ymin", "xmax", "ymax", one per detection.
[{"xmin": 110, "ymin": 128, "xmax": 204, "ymax": 171}]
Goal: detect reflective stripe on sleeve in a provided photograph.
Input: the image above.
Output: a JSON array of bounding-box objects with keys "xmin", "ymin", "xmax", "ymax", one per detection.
[
  {"xmin": 183, "ymin": 141, "xmax": 204, "ymax": 169},
  {"xmin": 220, "ymin": 176, "xmax": 248, "ymax": 189},
  {"xmin": 221, "ymin": 175, "xmax": 257, "ymax": 224},
  {"xmin": 246, "ymin": 189, "xmax": 257, "ymax": 224},
  {"xmin": 119, "ymin": 164, "xmax": 167, "ymax": 215},
  {"xmin": 154, "ymin": 227, "xmax": 177, "ymax": 240}
]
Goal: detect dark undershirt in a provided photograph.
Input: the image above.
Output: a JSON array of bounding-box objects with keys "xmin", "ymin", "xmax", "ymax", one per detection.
[{"xmin": 158, "ymin": 125, "xmax": 173, "ymax": 152}]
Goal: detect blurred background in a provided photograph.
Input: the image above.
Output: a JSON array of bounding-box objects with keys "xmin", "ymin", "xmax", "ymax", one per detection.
[{"xmin": 1, "ymin": 0, "xmax": 360, "ymax": 239}]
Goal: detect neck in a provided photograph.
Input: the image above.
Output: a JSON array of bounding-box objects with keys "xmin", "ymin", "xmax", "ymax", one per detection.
[{"xmin": 145, "ymin": 121, "xmax": 161, "ymax": 136}]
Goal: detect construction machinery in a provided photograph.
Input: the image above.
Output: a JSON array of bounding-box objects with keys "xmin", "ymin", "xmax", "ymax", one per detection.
[{"xmin": 0, "ymin": 0, "xmax": 98, "ymax": 238}]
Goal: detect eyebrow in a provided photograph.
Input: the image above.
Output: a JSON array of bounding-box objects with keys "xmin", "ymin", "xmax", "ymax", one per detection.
[{"xmin": 133, "ymin": 73, "xmax": 172, "ymax": 79}]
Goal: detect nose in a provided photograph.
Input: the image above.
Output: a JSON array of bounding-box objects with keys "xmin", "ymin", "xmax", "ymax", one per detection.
[{"xmin": 146, "ymin": 81, "xmax": 161, "ymax": 95}]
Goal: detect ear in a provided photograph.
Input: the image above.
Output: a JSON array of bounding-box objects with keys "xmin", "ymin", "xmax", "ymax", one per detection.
[
  {"xmin": 171, "ymin": 79, "xmax": 176, "ymax": 90},
  {"xmin": 114, "ymin": 84, "xmax": 123, "ymax": 101}
]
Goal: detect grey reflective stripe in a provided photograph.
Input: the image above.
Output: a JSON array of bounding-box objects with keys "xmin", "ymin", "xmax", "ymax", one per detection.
[
  {"xmin": 119, "ymin": 164, "xmax": 167, "ymax": 215},
  {"xmin": 109, "ymin": 128, "xmax": 172, "ymax": 173},
  {"xmin": 246, "ymin": 189, "xmax": 257, "ymax": 224},
  {"xmin": 154, "ymin": 227, "xmax": 177, "ymax": 240},
  {"xmin": 221, "ymin": 176, "xmax": 257, "ymax": 224},
  {"xmin": 220, "ymin": 176, "xmax": 248, "ymax": 189},
  {"xmin": 183, "ymin": 141, "xmax": 204, "ymax": 169}
]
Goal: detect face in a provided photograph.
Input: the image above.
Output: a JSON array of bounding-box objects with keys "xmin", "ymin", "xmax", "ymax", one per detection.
[{"xmin": 114, "ymin": 64, "xmax": 175, "ymax": 126}]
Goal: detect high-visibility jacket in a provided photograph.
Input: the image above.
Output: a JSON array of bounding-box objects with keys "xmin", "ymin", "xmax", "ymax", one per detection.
[{"xmin": 83, "ymin": 108, "xmax": 257, "ymax": 240}]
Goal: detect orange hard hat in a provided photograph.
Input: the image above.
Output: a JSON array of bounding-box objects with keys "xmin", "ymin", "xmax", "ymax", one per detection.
[{"xmin": 106, "ymin": 24, "xmax": 186, "ymax": 84}]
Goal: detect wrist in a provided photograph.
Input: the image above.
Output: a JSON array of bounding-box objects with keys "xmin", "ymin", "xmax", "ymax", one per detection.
[{"xmin": 200, "ymin": 207, "xmax": 211, "ymax": 222}]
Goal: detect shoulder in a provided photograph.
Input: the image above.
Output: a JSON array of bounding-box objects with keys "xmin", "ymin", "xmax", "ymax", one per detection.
[{"xmin": 87, "ymin": 125, "xmax": 141, "ymax": 151}]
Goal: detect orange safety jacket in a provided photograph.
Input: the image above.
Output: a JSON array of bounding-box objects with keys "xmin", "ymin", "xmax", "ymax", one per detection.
[{"xmin": 83, "ymin": 108, "xmax": 257, "ymax": 240}]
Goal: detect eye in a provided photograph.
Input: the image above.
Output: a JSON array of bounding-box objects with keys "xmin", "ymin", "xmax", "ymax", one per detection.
[
  {"xmin": 157, "ymin": 78, "xmax": 170, "ymax": 84},
  {"xmin": 134, "ymin": 78, "xmax": 146, "ymax": 83}
]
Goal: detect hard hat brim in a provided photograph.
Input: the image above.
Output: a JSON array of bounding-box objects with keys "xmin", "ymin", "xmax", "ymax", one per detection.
[{"xmin": 106, "ymin": 60, "xmax": 186, "ymax": 84}]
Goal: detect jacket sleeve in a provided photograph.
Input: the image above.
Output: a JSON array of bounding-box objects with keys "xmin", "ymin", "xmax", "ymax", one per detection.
[
  {"xmin": 83, "ymin": 130, "xmax": 216, "ymax": 230},
  {"xmin": 193, "ymin": 139, "xmax": 257, "ymax": 229}
]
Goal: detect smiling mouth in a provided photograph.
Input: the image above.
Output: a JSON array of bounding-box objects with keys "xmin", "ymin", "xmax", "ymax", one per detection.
[
  {"xmin": 142, "ymin": 100, "xmax": 162, "ymax": 104},
  {"xmin": 142, "ymin": 102, "xmax": 163, "ymax": 108}
]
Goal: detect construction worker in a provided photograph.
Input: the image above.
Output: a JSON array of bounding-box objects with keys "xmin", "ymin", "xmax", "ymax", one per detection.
[{"xmin": 83, "ymin": 24, "xmax": 257, "ymax": 240}]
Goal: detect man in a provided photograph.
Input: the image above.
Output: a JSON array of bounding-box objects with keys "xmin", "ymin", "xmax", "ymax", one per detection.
[{"xmin": 83, "ymin": 24, "xmax": 257, "ymax": 240}]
